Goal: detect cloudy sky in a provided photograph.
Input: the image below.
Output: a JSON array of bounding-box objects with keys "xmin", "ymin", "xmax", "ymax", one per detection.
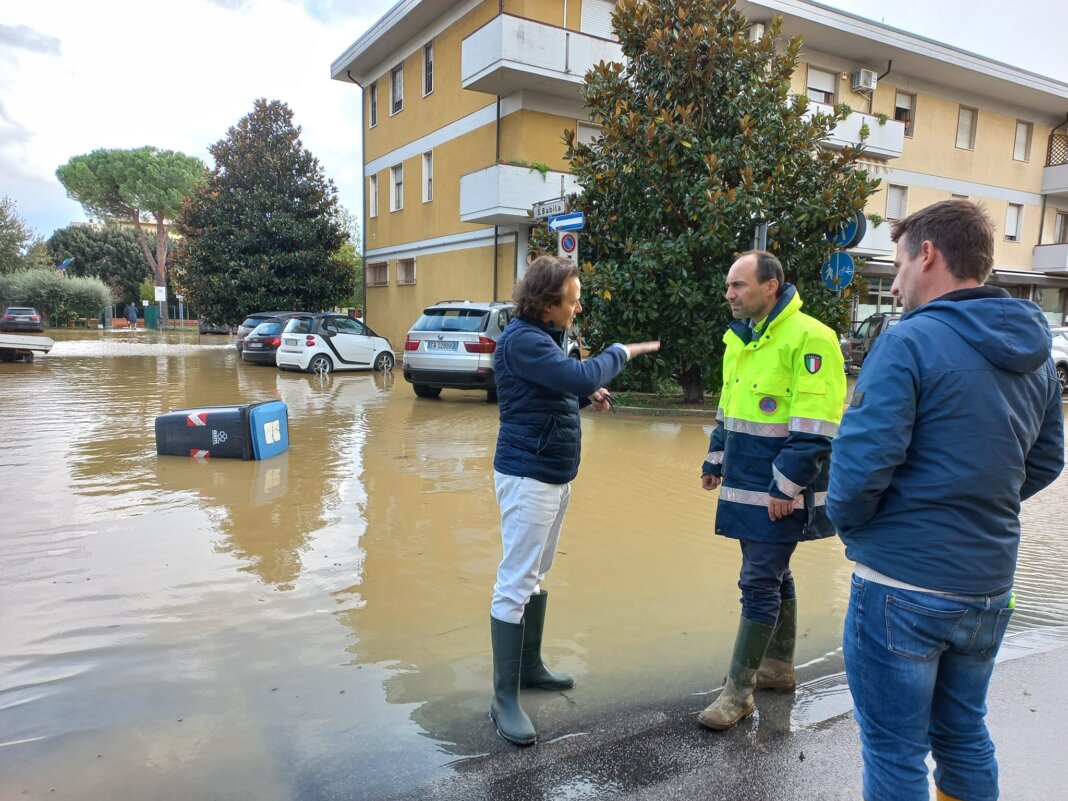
[{"xmin": 2, "ymin": 0, "xmax": 1066, "ymax": 243}]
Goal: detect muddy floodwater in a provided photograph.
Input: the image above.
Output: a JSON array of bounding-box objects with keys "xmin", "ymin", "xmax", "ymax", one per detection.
[{"xmin": 2, "ymin": 330, "xmax": 1066, "ymax": 800}]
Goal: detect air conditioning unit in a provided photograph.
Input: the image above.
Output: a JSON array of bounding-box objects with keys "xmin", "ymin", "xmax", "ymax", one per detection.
[
  {"xmin": 851, "ymin": 68, "xmax": 878, "ymax": 92},
  {"xmin": 748, "ymin": 22, "xmax": 766, "ymax": 42}
]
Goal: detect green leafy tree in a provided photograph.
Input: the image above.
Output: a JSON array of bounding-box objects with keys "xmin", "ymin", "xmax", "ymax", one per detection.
[
  {"xmin": 55, "ymin": 147, "xmax": 207, "ymax": 325},
  {"xmin": 568, "ymin": 0, "xmax": 879, "ymax": 402},
  {"xmin": 23, "ymin": 240, "xmax": 54, "ymax": 272},
  {"xmin": 1, "ymin": 196, "xmax": 37, "ymax": 275},
  {"xmin": 48, "ymin": 224, "xmax": 154, "ymax": 303},
  {"xmin": 2, "ymin": 269, "xmax": 111, "ymax": 325},
  {"xmin": 337, "ymin": 207, "xmax": 364, "ymax": 312},
  {"xmin": 174, "ymin": 99, "xmax": 353, "ymax": 323}
]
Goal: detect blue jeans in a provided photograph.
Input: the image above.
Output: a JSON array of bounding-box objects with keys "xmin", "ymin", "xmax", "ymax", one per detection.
[
  {"xmin": 738, "ymin": 540, "xmax": 797, "ymax": 625},
  {"xmin": 844, "ymin": 574, "xmax": 1015, "ymax": 801}
]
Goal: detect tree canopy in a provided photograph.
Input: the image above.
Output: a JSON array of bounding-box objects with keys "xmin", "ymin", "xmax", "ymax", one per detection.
[
  {"xmin": 568, "ymin": 0, "xmax": 879, "ymax": 401},
  {"xmin": 0, "ymin": 196, "xmax": 38, "ymax": 275},
  {"xmin": 48, "ymin": 224, "xmax": 154, "ymax": 304},
  {"xmin": 56, "ymin": 146, "xmax": 206, "ymax": 324},
  {"xmin": 174, "ymin": 99, "xmax": 354, "ymax": 324}
]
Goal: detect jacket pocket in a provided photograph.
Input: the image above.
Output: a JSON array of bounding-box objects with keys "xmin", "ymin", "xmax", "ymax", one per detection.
[
  {"xmin": 885, "ymin": 596, "xmax": 967, "ymax": 661},
  {"xmin": 535, "ymin": 417, "xmax": 558, "ymax": 456}
]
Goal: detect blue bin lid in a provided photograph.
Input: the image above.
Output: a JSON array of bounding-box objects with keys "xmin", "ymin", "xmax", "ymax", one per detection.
[{"xmin": 247, "ymin": 401, "xmax": 289, "ymax": 460}]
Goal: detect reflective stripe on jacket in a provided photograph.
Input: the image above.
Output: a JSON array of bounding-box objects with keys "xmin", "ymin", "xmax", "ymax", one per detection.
[{"xmin": 702, "ymin": 285, "xmax": 845, "ymax": 542}]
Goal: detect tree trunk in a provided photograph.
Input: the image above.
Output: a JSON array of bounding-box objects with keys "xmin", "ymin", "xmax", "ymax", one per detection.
[
  {"xmin": 132, "ymin": 214, "xmax": 168, "ymax": 328},
  {"xmin": 678, "ymin": 362, "xmax": 705, "ymax": 404}
]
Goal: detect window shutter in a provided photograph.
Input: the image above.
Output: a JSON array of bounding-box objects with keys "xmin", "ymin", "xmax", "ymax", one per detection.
[
  {"xmin": 886, "ymin": 185, "xmax": 907, "ymax": 220},
  {"xmin": 956, "ymin": 108, "xmax": 975, "ymax": 149},
  {"xmin": 577, "ymin": 123, "xmax": 601, "ymax": 146},
  {"xmin": 1005, "ymin": 204, "xmax": 1021, "ymax": 240},
  {"xmin": 581, "ymin": 0, "xmax": 616, "ymax": 38},
  {"xmin": 808, "ymin": 68, "xmax": 836, "ymax": 94},
  {"xmin": 1013, "ymin": 122, "xmax": 1030, "ymax": 161}
]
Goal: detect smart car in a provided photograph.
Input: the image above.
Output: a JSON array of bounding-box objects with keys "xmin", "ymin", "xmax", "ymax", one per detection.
[{"xmin": 275, "ymin": 313, "xmax": 394, "ymax": 375}]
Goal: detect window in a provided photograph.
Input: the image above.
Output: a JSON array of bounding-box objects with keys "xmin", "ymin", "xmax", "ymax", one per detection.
[
  {"xmin": 390, "ymin": 164, "xmax": 403, "ymax": 212},
  {"xmin": 1055, "ymin": 212, "xmax": 1068, "ymax": 244},
  {"xmin": 894, "ymin": 92, "xmax": 915, "ymax": 137},
  {"xmin": 367, "ymin": 262, "xmax": 388, "ymax": 287},
  {"xmin": 886, "ymin": 184, "xmax": 908, "ymax": 221},
  {"xmin": 806, "ymin": 67, "xmax": 837, "ymax": 105},
  {"xmin": 422, "ymin": 152, "xmax": 433, "ymax": 203},
  {"xmin": 423, "ymin": 42, "xmax": 434, "ymax": 96},
  {"xmin": 576, "ymin": 122, "xmax": 602, "ymax": 146},
  {"xmin": 368, "ymin": 81, "xmax": 378, "ymax": 128},
  {"xmin": 397, "ymin": 258, "xmax": 416, "ymax": 285},
  {"xmin": 856, "ymin": 277, "xmax": 900, "ymax": 321},
  {"xmin": 1013, "ymin": 121, "xmax": 1033, "ymax": 162},
  {"xmin": 390, "ymin": 63, "xmax": 403, "ymax": 114},
  {"xmin": 956, "ymin": 106, "xmax": 977, "ymax": 150},
  {"xmin": 368, "ymin": 175, "xmax": 378, "ymax": 218},
  {"xmin": 1004, "ymin": 203, "xmax": 1023, "ymax": 242}
]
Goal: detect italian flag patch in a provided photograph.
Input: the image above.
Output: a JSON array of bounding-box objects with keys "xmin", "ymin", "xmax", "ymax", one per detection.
[{"xmin": 804, "ymin": 353, "xmax": 822, "ymax": 374}]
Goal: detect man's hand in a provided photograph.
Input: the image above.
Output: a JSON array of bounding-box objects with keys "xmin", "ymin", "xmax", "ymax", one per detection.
[
  {"xmin": 589, "ymin": 388, "xmax": 612, "ymax": 412},
  {"xmin": 768, "ymin": 497, "xmax": 795, "ymax": 521},
  {"xmin": 623, "ymin": 341, "xmax": 661, "ymax": 358},
  {"xmin": 701, "ymin": 474, "xmax": 721, "ymax": 491}
]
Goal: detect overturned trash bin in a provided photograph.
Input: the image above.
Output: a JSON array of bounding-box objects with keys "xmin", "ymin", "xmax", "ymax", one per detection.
[{"xmin": 155, "ymin": 401, "xmax": 289, "ymax": 460}]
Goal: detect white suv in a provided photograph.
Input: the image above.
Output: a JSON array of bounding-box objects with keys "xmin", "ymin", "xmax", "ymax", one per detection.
[{"xmin": 401, "ymin": 301, "xmax": 517, "ymax": 401}]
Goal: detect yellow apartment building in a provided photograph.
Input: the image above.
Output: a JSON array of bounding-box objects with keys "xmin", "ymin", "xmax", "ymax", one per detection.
[{"xmin": 332, "ymin": 0, "xmax": 1068, "ymax": 348}]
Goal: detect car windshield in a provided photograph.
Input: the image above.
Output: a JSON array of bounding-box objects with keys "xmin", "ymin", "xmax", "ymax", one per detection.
[
  {"xmin": 412, "ymin": 308, "xmax": 490, "ymax": 333},
  {"xmin": 251, "ymin": 322, "xmax": 283, "ymax": 336},
  {"xmin": 282, "ymin": 318, "xmax": 312, "ymax": 335}
]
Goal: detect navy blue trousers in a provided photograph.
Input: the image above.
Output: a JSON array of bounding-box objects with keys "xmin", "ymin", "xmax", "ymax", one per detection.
[{"xmin": 738, "ymin": 539, "xmax": 798, "ymax": 625}]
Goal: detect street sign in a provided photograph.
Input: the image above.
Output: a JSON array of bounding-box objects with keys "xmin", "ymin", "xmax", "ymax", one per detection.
[
  {"xmin": 557, "ymin": 231, "xmax": 579, "ymax": 263},
  {"xmin": 822, "ymin": 252, "xmax": 856, "ymax": 291},
  {"xmin": 154, "ymin": 285, "xmax": 167, "ymax": 302},
  {"xmin": 533, "ymin": 198, "xmax": 568, "ymax": 220},
  {"xmin": 826, "ymin": 210, "xmax": 867, "ymax": 249},
  {"xmin": 548, "ymin": 212, "xmax": 585, "ymax": 232}
]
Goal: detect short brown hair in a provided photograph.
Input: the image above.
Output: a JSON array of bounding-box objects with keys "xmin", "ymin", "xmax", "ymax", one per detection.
[
  {"xmin": 513, "ymin": 256, "xmax": 579, "ymax": 320},
  {"xmin": 741, "ymin": 250, "xmax": 785, "ymax": 295},
  {"xmin": 891, "ymin": 199, "xmax": 994, "ymax": 283}
]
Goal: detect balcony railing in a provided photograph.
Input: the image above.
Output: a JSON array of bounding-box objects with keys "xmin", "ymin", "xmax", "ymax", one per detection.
[
  {"xmin": 1047, "ymin": 132, "xmax": 1067, "ymax": 168},
  {"xmin": 1033, "ymin": 243, "xmax": 1068, "ymax": 272},
  {"xmin": 850, "ymin": 216, "xmax": 895, "ymax": 259},
  {"xmin": 462, "ymin": 14, "xmax": 623, "ymax": 99},
  {"xmin": 807, "ymin": 103, "xmax": 906, "ymax": 160},
  {"xmin": 459, "ymin": 163, "xmax": 579, "ymax": 225}
]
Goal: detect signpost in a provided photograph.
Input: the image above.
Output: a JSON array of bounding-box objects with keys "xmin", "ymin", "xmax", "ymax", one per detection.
[
  {"xmin": 558, "ymin": 231, "xmax": 579, "ymax": 263},
  {"xmin": 532, "ymin": 198, "xmax": 568, "ymax": 220},
  {"xmin": 548, "ymin": 212, "xmax": 585, "ymax": 232}
]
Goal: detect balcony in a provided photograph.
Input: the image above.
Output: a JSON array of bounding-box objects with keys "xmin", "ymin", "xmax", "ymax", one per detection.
[
  {"xmin": 462, "ymin": 14, "xmax": 623, "ymax": 99},
  {"xmin": 850, "ymin": 217, "xmax": 895, "ymax": 259},
  {"xmin": 1042, "ymin": 131, "xmax": 1068, "ymax": 199},
  {"xmin": 807, "ymin": 103, "xmax": 906, "ymax": 160},
  {"xmin": 1033, "ymin": 243, "xmax": 1068, "ymax": 272},
  {"xmin": 459, "ymin": 163, "xmax": 579, "ymax": 225}
]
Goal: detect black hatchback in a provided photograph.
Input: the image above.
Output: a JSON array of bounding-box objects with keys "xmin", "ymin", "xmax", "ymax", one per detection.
[{"xmin": 239, "ymin": 320, "xmax": 287, "ymax": 365}]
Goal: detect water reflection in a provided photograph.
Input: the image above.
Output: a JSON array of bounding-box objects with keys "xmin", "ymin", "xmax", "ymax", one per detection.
[{"xmin": 1, "ymin": 333, "xmax": 1065, "ymax": 800}]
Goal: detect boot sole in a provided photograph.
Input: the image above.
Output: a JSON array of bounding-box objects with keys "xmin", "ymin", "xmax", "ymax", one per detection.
[
  {"xmin": 756, "ymin": 683, "xmax": 797, "ymax": 693},
  {"xmin": 520, "ymin": 680, "xmax": 575, "ymax": 690},
  {"xmin": 489, "ymin": 711, "xmax": 537, "ymax": 746},
  {"xmin": 697, "ymin": 703, "xmax": 756, "ymax": 731}
]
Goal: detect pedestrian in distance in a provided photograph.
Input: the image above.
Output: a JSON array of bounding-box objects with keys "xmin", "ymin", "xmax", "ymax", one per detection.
[
  {"xmin": 698, "ymin": 250, "xmax": 845, "ymax": 731},
  {"xmin": 827, "ymin": 199, "xmax": 1063, "ymax": 801},
  {"xmin": 489, "ymin": 254, "xmax": 660, "ymax": 746},
  {"xmin": 124, "ymin": 302, "xmax": 138, "ymax": 330}
]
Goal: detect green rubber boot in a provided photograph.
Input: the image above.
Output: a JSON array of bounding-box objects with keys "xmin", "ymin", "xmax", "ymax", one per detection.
[
  {"xmin": 756, "ymin": 597, "xmax": 798, "ymax": 692},
  {"xmin": 520, "ymin": 591, "xmax": 575, "ymax": 690},
  {"xmin": 698, "ymin": 617, "xmax": 776, "ymax": 731},
  {"xmin": 490, "ymin": 616, "xmax": 537, "ymax": 746}
]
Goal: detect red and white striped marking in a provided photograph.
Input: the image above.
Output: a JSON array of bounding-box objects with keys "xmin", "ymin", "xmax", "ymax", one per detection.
[
  {"xmin": 187, "ymin": 412, "xmax": 208, "ymax": 427},
  {"xmin": 189, "ymin": 449, "xmax": 210, "ymax": 459}
]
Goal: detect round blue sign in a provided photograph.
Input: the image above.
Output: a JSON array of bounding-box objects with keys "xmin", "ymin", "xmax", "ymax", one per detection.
[
  {"xmin": 560, "ymin": 233, "xmax": 577, "ymax": 253},
  {"xmin": 826, "ymin": 210, "xmax": 867, "ymax": 248},
  {"xmin": 822, "ymin": 252, "xmax": 856, "ymax": 291}
]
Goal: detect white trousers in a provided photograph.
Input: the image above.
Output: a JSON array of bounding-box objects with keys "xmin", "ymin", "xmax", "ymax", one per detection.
[{"xmin": 491, "ymin": 471, "xmax": 571, "ymax": 623}]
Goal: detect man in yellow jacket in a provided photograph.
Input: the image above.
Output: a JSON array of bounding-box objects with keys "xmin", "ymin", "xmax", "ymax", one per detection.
[{"xmin": 698, "ymin": 250, "xmax": 845, "ymax": 730}]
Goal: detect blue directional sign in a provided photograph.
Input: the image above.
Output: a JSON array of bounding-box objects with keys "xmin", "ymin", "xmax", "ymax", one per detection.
[
  {"xmin": 822, "ymin": 252, "xmax": 856, "ymax": 291},
  {"xmin": 548, "ymin": 212, "xmax": 585, "ymax": 232}
]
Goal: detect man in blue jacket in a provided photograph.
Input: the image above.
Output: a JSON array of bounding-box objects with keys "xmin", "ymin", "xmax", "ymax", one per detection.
[
  {"xmin": 828, "ymin": 199, "xmax": 1063, "ymax": 801},
  {"xmin": 489, "ymin": 255, "xmax": 658, "ymax": 746}
]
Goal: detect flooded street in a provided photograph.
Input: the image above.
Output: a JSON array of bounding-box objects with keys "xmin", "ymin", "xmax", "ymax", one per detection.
[{"xmin": 2, "ymin": 330, "xmax": 1066, "ymax": 801}]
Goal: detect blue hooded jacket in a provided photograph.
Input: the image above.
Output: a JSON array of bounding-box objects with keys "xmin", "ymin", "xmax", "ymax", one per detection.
[
  {"xmin": 828, "ymin": 287, "xmax": 1064, "ymax": 594},
  {"xmin": 493, "ymin": 318, "xmax": 628, "ymax": 485}
]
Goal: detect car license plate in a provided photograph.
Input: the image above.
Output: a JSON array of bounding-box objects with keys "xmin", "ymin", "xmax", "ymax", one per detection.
[
  {"xmin": 284, "ymin": 338, "xmax": 297, "ymax": 346},
  {"xmin": 426, "ymin": 341, "xmax": 457, "ymax": 351},
  {"xmin": 248, "ymin": 342, "xmax": 263, "ymax": 348}
]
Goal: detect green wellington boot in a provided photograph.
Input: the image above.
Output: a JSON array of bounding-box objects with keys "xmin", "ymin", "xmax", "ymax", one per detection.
[
  {"xmin": 756, "ymin": 597, "xmax": 797, "ymax": 692},
  {"xmin": 490, "ymin": 616, "xmax": 537, "ymax": 746},
  {"xmin": 698, "ymin": 617, "xmax": 776, "ymax": 731},
  {"xmin": 520, "ymin": 591, "xmax": 575, "ymax": 690}
]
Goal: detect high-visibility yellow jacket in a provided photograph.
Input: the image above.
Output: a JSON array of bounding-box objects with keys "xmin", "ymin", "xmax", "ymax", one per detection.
[{"xmin": 702, "ymin": 285, "xmax": 846, "ymax": 542}]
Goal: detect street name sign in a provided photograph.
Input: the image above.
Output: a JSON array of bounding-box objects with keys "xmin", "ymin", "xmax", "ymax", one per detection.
[
  {"xmin": 548, "ymin": 212, "xmax": 585, "ymax": 232},
  {"xmin": 533, "ymin": 198, "xmax": 567, "ymax": 220}
]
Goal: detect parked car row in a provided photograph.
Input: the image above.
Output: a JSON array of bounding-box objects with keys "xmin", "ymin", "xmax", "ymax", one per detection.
[{"xmin": 236, "ymin": 310, "xmax": 394, "ymax": 376}]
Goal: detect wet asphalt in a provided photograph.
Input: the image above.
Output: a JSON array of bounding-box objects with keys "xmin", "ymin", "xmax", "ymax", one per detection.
[{"xmin": 385, "ymin": 636, "xmax": 1067, "ymax": 801}]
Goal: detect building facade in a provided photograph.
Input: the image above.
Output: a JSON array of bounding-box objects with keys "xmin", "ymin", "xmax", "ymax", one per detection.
[{"xmin": 332, "ymin": 0, "xmax": 1068, "ymax": 347}]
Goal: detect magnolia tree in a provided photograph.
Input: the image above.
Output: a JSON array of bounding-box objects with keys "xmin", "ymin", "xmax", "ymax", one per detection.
[{"xmin": 568, "ymin": 0, "xmax": 879, "ymax": 402}]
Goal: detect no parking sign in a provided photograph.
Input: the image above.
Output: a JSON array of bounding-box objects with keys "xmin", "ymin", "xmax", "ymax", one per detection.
[{"xmin": 558, "ymin": 231, "xmax": 579, "ymax": 263}]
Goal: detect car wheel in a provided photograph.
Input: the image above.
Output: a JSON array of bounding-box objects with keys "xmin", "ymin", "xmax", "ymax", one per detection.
[
  {"xmin": 1057, "ymin": 363, "xmax": 1068, "ymax": 393},
  {"xmin": 486, "ymin": 387, "xmax": 498, "ymax": 403},
  {"xmin": 374, "ymin": 351, "xmax": 395, "ymax": 372},
  {"xmin": 309, "ymin": 354, "xmax": 333, "ymax": 376},
  {"xmin": 412, "ymin": 384, "xmax": 441, "ymax": 399}
]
